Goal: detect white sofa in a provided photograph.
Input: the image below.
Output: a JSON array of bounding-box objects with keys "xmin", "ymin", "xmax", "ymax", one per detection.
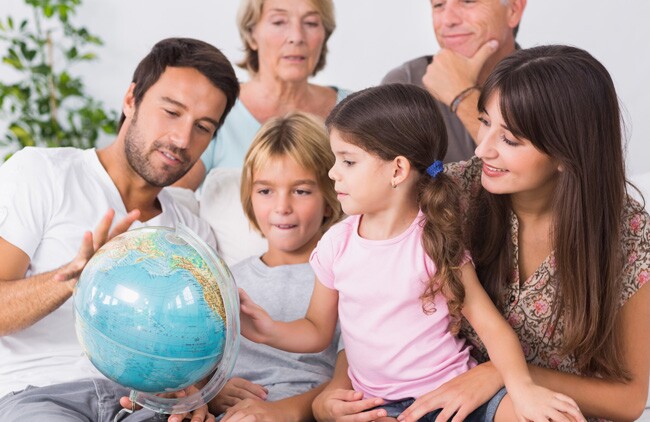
[{"xmin": 165, "ymin": 168, "xmax": 267, "ymax": 267}]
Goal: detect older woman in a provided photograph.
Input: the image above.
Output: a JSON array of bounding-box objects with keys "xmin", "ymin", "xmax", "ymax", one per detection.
[
  {"xmin": 176, "ymin": 0, "xmax": 348, "ymax": 190},
  {"xmin": 313, "ymin": 45, "xmax": 650, "ymax": 422}
]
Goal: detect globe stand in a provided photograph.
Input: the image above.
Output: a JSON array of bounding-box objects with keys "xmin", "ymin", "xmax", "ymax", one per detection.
[{"xmin": 75, "ymin": 224, "xmax": 240, "ymax": 419}]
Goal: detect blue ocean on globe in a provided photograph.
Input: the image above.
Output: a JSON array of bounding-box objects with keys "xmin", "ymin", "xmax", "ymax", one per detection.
[{"xmin": 74, "ymin": 227, "xmax": 230, "ymax": 393}]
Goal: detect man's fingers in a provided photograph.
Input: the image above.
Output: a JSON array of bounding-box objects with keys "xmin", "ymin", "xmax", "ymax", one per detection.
[
  {"xmin": 93, "ymin": 209, "xmax": 115, "ymax": 250},
  {"xmin": 109, "ymin": 209, "xmax": 140, "ymax": 241},
  {"xmin": 77, "ymin": 231, "xmax": 95, "ymax": 261},
  {"xmin": 470, "ymin": 39, "xmax": 499, "ymax": 69},
  {"xmin": 54, "ymin": 231, "xmax": 93, "ymax": 282},
  {"xmin": 118, "ymin": 396, "xmax": 142, "ymax": 411}
]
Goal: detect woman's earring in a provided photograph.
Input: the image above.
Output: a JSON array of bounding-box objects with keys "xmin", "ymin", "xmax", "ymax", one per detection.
[{"xmin": 391, "ymin": 180, "xmax": 397, "ymax": 189}]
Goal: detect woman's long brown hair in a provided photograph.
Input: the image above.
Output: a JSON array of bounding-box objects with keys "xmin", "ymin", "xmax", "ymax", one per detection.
[
  {"xmin": 326, "ymin": 84, "xmax": 467, "ymax": 333},
  {"xmin": 470, "ymin": 45, "xmax": 629, "ymax": 379}
]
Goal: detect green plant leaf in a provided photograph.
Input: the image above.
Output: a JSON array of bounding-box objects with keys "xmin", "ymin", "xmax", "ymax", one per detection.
[
  {"xmin": 9, "ymin": 124, "xmax": 34, "ymax": 147},
  {"xmin": 1, "ymin": 0, "xmax": 116, "ymax": 152},
  {"xmin": 66, "ymin": 46, "xmax": 77, "ymax": 59},
  {"xmin": 2, "ymin": 56, "xmax": 24, "ymax": 70},
  {"xmin": 43, "ymin": 5, "xmax": 55, "ymax": 18}
]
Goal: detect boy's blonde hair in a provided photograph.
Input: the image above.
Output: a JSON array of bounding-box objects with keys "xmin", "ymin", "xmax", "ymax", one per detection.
[{"xmin": 241, "ymin": 112, "xmax": 342, "ymax": 235}]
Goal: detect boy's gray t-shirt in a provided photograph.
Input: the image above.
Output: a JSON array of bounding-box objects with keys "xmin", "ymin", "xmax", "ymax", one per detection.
[{"xmin": 230, "ymin": 256, "xmax": 341, "ymax": 401}]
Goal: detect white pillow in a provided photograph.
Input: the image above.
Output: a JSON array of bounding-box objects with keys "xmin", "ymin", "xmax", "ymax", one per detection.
[{"xmin": 199, "ymin": 168, "xmax": 267, "ymax": 266}]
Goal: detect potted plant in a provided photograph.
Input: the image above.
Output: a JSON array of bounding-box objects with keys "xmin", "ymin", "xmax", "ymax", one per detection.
[{"xmin": 0, "ymin": 0, "xmax": 116, "ymax": 160}]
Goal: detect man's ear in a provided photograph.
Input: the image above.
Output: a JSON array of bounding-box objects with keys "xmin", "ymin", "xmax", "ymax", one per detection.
[
  {"xmin": 507, "ymin": 0, "xmax": 527, "ymax": 30},
  {"xmin": 391, "ymin": 156, "xmax": 412, "ymax": 188},
  {"xmin": 122, "ymin": 83, "xmax": 137, "ymax": 119}
]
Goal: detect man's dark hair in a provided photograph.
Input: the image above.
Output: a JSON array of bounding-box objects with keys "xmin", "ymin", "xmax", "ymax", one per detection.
[{"xmin": 118, "ymin": 38, "xmax": 239, "ymax": 130}]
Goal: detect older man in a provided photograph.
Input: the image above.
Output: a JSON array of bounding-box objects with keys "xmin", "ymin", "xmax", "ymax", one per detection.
[
  {"xmin": 382, "ymin": 0, "xmax": 526, "ymax": 163},
  {"xmin": 0, "ymin": 37, "xmax": 239, "ymax": 421}
]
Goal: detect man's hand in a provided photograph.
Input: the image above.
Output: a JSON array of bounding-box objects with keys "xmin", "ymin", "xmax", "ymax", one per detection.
[
  {"xmin": 119, "ymin": 385, "xmax": 216, "ymax": 422},
  {"xmin": 53, "ymin": 208, "xmax": 140, "ymax": 288},
  {"xmin": 423, "ymin": 39, "xmax": 499, "ymax": 106},
  {"xmin": 210, "ymin": 377, "xmax": 268, "ymax": 415}
]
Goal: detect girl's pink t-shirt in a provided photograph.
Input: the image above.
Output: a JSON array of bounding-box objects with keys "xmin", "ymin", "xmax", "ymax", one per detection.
[{"xmin": 310, "ymin": 213, "xmax": 475, "ymax": 401}]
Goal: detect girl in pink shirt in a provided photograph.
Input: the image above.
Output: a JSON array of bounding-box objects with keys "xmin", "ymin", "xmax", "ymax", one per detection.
[{"xmin": 239, "ymin": 84, "xmax": 584, "ymax": 421}]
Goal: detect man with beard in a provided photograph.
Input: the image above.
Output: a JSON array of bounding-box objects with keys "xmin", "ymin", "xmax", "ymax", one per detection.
[{"xmin": 0, "ymin": 38, "xmax": 239, "ymax": 421}]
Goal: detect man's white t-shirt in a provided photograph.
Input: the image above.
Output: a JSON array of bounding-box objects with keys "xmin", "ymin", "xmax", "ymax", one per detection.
[{"xmin": 0, "ymin": 147, "xmax": 216, "ymax": 396}]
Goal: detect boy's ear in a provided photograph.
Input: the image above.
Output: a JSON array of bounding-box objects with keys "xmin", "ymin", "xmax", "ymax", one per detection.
[
  {"xmin": 391, "ymin": 156, "xmax": 412, "ymax": 188},
  {"xmin": 323, "ymin": 203, "xmax": 333, "ymax": 218}
]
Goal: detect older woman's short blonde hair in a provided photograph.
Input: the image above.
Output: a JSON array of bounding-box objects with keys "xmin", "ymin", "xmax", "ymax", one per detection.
[
  {"xmin": 237, "ymin": 0, "xmax": 336, "ymax": 75},
  {"xmin": 241, "ymin": 112, "xmax": 342, "ymax": 236}
]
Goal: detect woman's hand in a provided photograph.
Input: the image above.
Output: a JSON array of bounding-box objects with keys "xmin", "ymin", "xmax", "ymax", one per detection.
[
  {"xmin": 397, "ymin": 362, "xmax": 502, "ymax": 422},
  {"xmin": 312, "ymin": 388, "xmax": 387, "ymax": 421},
  {"xmin": 509, "ymin": 383, "xmax": 585, "ymax": 422}
]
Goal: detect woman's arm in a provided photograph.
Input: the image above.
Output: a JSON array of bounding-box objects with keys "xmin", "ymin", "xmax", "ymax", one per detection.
[
  {"xmin": 528, "ymin": 282, "xmax": 650, "ymax": 421},
  {"xmin": 239, "ymin": 279, "xmax": 339, "ymax": 353},
  {"xmin": 459, "ymin": 263, "xmax": 583, "ymax": 421},
  {"xmin": 403, "ymin": 272, "xmax": 649, "ymax": 422}
]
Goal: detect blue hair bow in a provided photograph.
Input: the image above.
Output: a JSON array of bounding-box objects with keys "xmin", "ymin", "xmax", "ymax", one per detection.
[{"xmin": 426, "ymin": 160, "xmax": 444, "ymax": 178}]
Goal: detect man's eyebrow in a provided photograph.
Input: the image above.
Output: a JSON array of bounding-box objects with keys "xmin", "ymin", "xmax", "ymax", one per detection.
[
  {"xmin": 161, "ymin": 96, "xmax": 187, "ymax": 110},
  {"xmin": 161, "ymin": 96, "xmax": 220, "ymax": 128}
]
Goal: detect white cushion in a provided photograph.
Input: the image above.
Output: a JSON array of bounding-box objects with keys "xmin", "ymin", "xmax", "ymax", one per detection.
[
  {"xmin": 199, "ymin": 168, "xmax": 267, "ymax": 266},
  {"xmin": 163, "ymin": 186, "xmax": 200, "ymax": 215}
]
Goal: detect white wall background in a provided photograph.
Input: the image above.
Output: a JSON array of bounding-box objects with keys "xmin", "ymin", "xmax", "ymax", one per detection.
[{"xmin": 3, "ymin": 0, "xmax": 650, "ymax": 175}]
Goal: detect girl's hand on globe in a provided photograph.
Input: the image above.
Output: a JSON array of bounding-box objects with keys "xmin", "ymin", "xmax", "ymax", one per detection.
[
  {"xmin": 54, "ymin": 208, "xmax": 140, "ymax": 288},
  {"xmin": 239, "ymin": 288, "xmax": 277, "ymax": 344}
]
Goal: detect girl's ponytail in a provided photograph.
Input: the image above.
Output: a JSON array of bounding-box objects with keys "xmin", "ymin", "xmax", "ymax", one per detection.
[{"xmin": 418, "ymin": 164, "xmax": 466, "ymax": 335}]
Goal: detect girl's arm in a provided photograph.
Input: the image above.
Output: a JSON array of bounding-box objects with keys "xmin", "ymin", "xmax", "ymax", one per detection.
[
  {"xmin": 458, "ymin": 263, "xmax": 584, "ymax": 421},
  {"xmin": 239, "ymin": 278, "xmax": 339, "ymax": 353}
]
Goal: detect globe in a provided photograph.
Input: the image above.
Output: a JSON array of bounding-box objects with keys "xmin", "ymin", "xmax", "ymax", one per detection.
[{"xmin": 73, "ymin": 225, "xmax": 239, "ymax": 414}]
